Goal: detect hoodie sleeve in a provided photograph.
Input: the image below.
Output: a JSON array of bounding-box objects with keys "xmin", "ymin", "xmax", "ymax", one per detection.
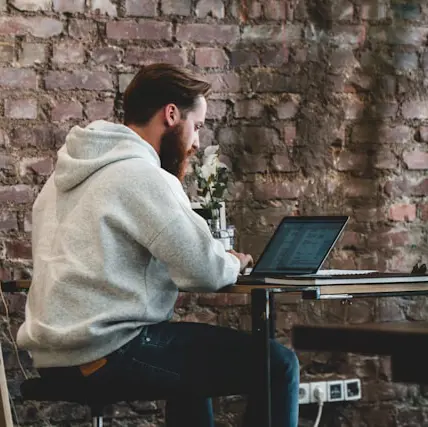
[{"xmin": 115, "ymin": 162, "xmax": 241, "ymax": 292}]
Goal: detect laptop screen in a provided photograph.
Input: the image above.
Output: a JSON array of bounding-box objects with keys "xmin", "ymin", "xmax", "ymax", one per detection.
[{"xmin": 252, "ymin": 216, "xmax": 349, "ymax": 276}]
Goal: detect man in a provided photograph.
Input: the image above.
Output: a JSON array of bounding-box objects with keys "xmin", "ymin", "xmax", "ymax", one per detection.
[{"xmin": 17, "ymin": 64, "xmax": 299, "ymax": 427}]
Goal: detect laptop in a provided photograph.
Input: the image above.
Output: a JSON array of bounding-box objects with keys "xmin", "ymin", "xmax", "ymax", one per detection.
[{"xmin": 236, "ymin": 215, "xmax": 349, "ymax": 283}]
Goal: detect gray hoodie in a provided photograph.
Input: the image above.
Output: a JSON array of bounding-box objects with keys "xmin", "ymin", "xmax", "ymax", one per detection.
[{"xmin": 17, "ymin": 120, "xmax": 240, "ymax": 368}]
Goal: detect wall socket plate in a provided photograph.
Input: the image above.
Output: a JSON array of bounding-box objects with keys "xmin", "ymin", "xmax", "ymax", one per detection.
[
  {"xmin": 344, "ymin": 379, "xmax": 361, "ymax": 400},
  {"xmin": 310, "ymin": 381, "xmax": 327, "ymax": 403},
  {"xmin": 327, "ymin": 380, "xmax": 345, "ymax": 402},
  {"xmin": 299, "ymin": 383, "xmax": 310, "ymax": 404}
]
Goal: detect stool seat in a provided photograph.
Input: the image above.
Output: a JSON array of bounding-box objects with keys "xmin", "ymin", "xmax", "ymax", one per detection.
[{"xmin": 21, "ymin": 377, "xmax": 170, "ymax": 406}]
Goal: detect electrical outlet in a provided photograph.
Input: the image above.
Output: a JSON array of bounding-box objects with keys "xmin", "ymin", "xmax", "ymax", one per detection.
[
  {"xmin": 309, "ymin": 381, "xmax": 327, "ymax": 403},
  {"xmin": 299, "ymin": 383, "xmax": 310, "ymax": 404},
  {"xmin": 344, "ymin": 378, "xmax": 361, "ymax": 400},
  {"xmin": 327, "ymin": 380, "xmax": 344, "ymax": 402}
]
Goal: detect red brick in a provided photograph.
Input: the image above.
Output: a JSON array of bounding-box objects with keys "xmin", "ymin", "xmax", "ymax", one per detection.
[
  {"xmin": 352, "ymin": 124, "xmax": 411, "ymax": 144},
  {"xmin": 0, "ymin": 155, "xmax": 14, "ymax": 171},
  {"xmin": 20, "ymin": 157, "xmax": 54, "ymax": 176},
  {"xmin": 231, "ymin": 0, "xmax": 262, "ymax": 19},
  {"xmin": 261, "ymin": 47, "xmax": 289, "ymax": 66},
  {"xmin": 206, "ymin": 100, "xmax": 227, "ymax": 120},
  {"xmin": 0, "ymin": 212, "xmax": 18, "ymax": 231},
  {"xmin": 240, "ymin": 154, "xmax": 268, "ymax": 173},
  {"xmin": 5, "ymin": 241, "xmax": 32, "ymax": 260},
  {"xmin": 403, "ymin": 150, "xmax": 428, "ymax": 169},
  {"xmin": 420, "ymin": 204, "xmax": 428, "ymax": 220},
  {"xmin": 45, "ymin": 71, "xmax": 113, "ymax": 91},
  {"xmin": 253, "ymin": 179, "xmax": 301, "ymax": 200},
  {"xmin": 91, "ymin": 46, "xmax": 122, "ymax": 65},
  {"xmin": 0, "ymin": 129, "xmax": 9, "ymax": 147},
  {"xmin": 176, "ymin": 24, "xmax": 239, "ymax": 44},
  {"xmin": 86, "ymin": 99, "xmax": 115, "ymax": 121},
  {"xmin": 124, "ymin": 47, "xmax": 187, "ymax": 66},
  {"xmin": 69, "ymin": 19, "xmax": 97, "ymax": 39},
  {"xmin": 4, "ymin": 99, "xmax": 38, "ymax": 119},
  {"xmin": 11, "ymin": 126, "xmax": 53, "ymax": 149},
  {"xmin": 242, "ymin": 24, "xmax": 301, "ymax": 44},
  {"xmin": 331, "ymin": 24, "xmax": 366, "ymax": 46},
  {"xmin": 19, "ymin": 43, "xmax": 46, "ymax": 67},
  {"xmin": 230, "ymin": 50, "xmax": 259, "ymax": 67},
  {"xmin": 0, "ymin": 43, "xmax": 13, "ymax": 63},
  {"xmin": 53, "ymin": 41, "xmax": 85, "ymax": 65},
  {"xmin": 234, "ymin": 99, "xmax": 264, "ymax": 118},
  {"xmin": 419, "ymin": 127, "xmax": 428, "ymax": 142},
  {"xmin": 204, "ymin": 73, "xmax": 241, "ymax": 92},
  {"xmin": 271, "ymin": 154, "xmax": 298, "ymax": 172},
  {"xmin": 119, "ymin": 73, "xmax": 134, "ymax": 93},
  {"xmin": 0, "ymin": 185, "xmax": 33, "ymax": 204},
  {"xmin": 53, "ymin": 0, "xmax": 85, "ymax": 12},
  {"xmin": 263, "ymin": 0, "xmax": 287, "ymax": 19},
  {"xmin": 402, "ymin": 101, "xmax": 428, "ymax": 119},
  {"xmin": 335, "ymin": 151, "xmax": 367, "ymax": 171},
  {"xmin": 51, "ymin": 101, "xmax": 83, "ymax": 121},
  {"xmin": 107, "ymin": 20, "xmax": 172, "ymax": 40},
  {"xmin": 368, "ymin": 230, "xmax": 410, "ymax": 249},
  {"xmin": 276, "ymin": 98, "xmax": 299, "ymax": 119},
  {"xmin": 125, "ymin": 0, "xmax": 157, "ymax": 16},
  {"xmin": 344, "ymin": 178, "xmax": 375, "ymax": 198},
  {"xmin": 284, "ymin": 125, "xmax": 296, "ymax": 145},
  {"xmin": 161, "ymin": 0, "xmax": 191, "ymax": 15},
  {"xmin": 388, "ymin": 204, "xmax": 416, "ymax": 222},
  {"xmin": 197, "ymin": 293, "xmax": 249, "ymax": 306},
  {"xmin": 0, "ymin": 17, "xmax": 63, "ymax": 37},
  {"xmin": 343, "ymin": 95, "xmax": 364, "ymax": 119},
  {"xmin": 251, "ymin": 71, "xmax": 304, "ymax": 93},
  {"xmin": 195, "ymin": 48, "xmax": 228, "ymax": 68},
  {"xmin": 374, "ymin": 149, "xmax": 398, "ymax": 170},
  {"xmin": 195, "ymin": 0, "xmax": 225, "ymax": 18},
  {"xmin": 361, "ymin": 1, "xmax": 387, "ymax": 20},
  {"xmin": 91, "ymin": 0, "xmax": 117, "ymax": 15},
  {"xmin": 0, "ymin": 68, "xmax": 37, "ymax": 89},
  {"xmin": 24, "ymin": 211, "xmax": 32, "ymax": 232},
  {"xmin": 9, "ymin": 0, "xmax": 50, "ymax": 11}
]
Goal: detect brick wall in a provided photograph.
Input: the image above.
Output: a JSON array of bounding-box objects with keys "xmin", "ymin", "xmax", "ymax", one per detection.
[{"xmin": 1, "ymin": 0, "xmax": 428, "ymax": 426}]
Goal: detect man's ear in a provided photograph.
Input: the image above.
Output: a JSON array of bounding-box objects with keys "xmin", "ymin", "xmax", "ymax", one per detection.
[{"xmin": 164, "ymin": 104, "xmax": 181, "ymax": 127}]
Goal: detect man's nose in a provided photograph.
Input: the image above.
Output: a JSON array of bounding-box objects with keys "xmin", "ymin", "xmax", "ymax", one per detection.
[{"xmin": 193, "ymin": 134, "xmax": 200, "ymax": 150}]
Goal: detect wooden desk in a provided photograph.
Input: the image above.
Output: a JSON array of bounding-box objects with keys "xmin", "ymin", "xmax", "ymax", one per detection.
[{"xmin": 292, "ymin": 322, "xmax": 428, "ymax": 384}]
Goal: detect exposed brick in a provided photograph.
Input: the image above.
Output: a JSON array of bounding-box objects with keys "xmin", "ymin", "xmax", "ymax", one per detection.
[
  {"xmin": 388, "ymin": 27, "xmax": 428, "ymax": 46},
  {"xmin": 24, "ymin": 212, "xmax": 32, "ymax": 232},
  {"xmin": 0, "ymin": 155, "xmax": 14, "ymax": 171},
  {"xmin": 4, "ymin": 99, "xmax": 38, "ymax": 119},
  {"xmin": 411, "ymin": 178, "xmax": 428, "ymax": 196},
  {"xmin": 85, "ymin": 99, "xmax": 115, "ymax": 121},
  {"xmin": 119, "ymin": 73, "xmax": 134, "ymax": 93},
  {"xmin": 91, "ymin": 0, "xmax": 117, "ymax": 16},
  {"xmin": 176, "ymin": 24, "xmax": 239, "ymax": 44},
  {"xmin": 69, "ymin": 19, "xmax": 97, "ymax": 39},
  {"xmin": 230, "ymin": 50, "xmax": 259, "ymax": 67},
  {"xmin": 53, "ymin": 41, "xmax": 85, "ymax": 65},
  {"xmin": 20, "ymin": 157, "xmax": 54, "ymax": 176},
  {"xmin": 284, "ymin": 125, "xmax": 296, "ymax": 145},
  {"xmin": 91, "ymin": 46, "xmax": 122, "ymax": 65},
  {"xmin": 370, "ymin": 102, "xmax": 398, "ymax": 118},
  {"xmin": 19, "ymin": 43, "xmax": 46, "ymax": 67},
  {"xmin": 107, "ymin": 20, "xmax": 172, "ymax": 40},
  {"xmin": 234, "ymin": 99, "xmax": 264, "ymax": 118},
  {"xmin": 263, "ymin": 0, "xmax": 287, "ymax": 20},
  {"xmin": 329, "ymin": 48, "xmax": 358, "ymax": 71},
  {"xmin": 352, "ymin": 124, "xmax": 411, "ymax": 144},
  {"xmin": 0, "ymin": 129, "xmax": 9, "ymax": 147},
  {"xmin": 11, "ymin": 126, "xmax": 53, "ymax": 149},
  {"xmin": 271, "ymin": 153, "xmax": 298, "ymax": 172},
  {"xmin": 403, "ymin": 151, "xmax": 428, "ymax": 169},
  {"xmin": 329, "ymin": 25, "xmax": 366, "ymax": 46},
  {"xmin": 242, "ymin": 24, "xmax": 301, "ymax": 44},
  {"xmin": 206, "ymin": 100, "xmax": 227, "ymax": 120},
  {"xmin": 251, "ymin": 71, "xmax": 306, "ymax": 93},
  {"xmin": 253, "ymin": 179, "xmax": 301, "ymax": 200},
  {"xmin": 0, "ymin": 212, "xmax": 18, "ymax": 231},
  {"xmin": 261, "ymin": 46, "xmax": 289, "ymax": 66},
  {"xmin": 53, "ymin": 0, "xmax": 85, "ymax": 12},
  {"xmin": 335, "ymin": 151, "xmax": 368, "ymax": 171},
  {"xmin": 343, "ymin": 95, "xmax": 365, "ymax": 119},
  {"xmin": 9, "ymin": 0, "xmax": 51, "ymax": 11},
  {"xmin": 195, "ymin": 48, "xmax": 228, "ymax": 68},
  {"xmin": 344, "ymin": 178, "xmax": 375, "ymax": 198},
  {"xmin": 361, "ymin": 1, "xmax": 387, "ymax": 20},
  {"xmin": 419, "ymin": 126, "xmax": 428, "ymax": 142},
  {"xmin": 388, "ymin": 204, "xmax": 416, "ymax": 221},
  {"xmin": 402, "ymin": 101, "xmax": 428, "ymax": 119},
  {"xmin": 0, "ymin": 69, "xmax": 37, "ymax": 89},
  {"xmin": 392, "ymin": 3, "xmax": 421, "ymax": 20},
  {"xmin": 230, "ymin": 0, "xmax": 262, "ymax": 19},
  {"xmin": 420, "ymin": 204, "xmax": 428, "ymax": 220},
  {"xmin": 195, "ymin": 0, "xmax": 225, "ymax": 18},
  {"xmin": 5, "ymin": 241, "xmax": 32, "ymax": 259},
  {"xmin": 162, "ymin": 0, "xmax": 191, "ymax": 15},
  {"xmin": 374, "ymin": 149, "xmax": 398, "ymax": 170},
  {"xmin": 124, "ymin": 48, "xmax": 187, "ymax": 66},
  {"xmin": 204, "ymin": 73, "xmax": 241, "ymax": 92},
  {"xmin": 0, "ymin": 43, "xmax": 13, "ymax": 63},
  {"xmin": 0, "ymin": 17, "xmax": 63, "ymax": 38},
  {"xmin": 51, "ymin": 101, "xmax": 83, "ymax": 121},
  {"xmin": 393, "ymin": 52, "xmax": 418, "ymax": 70},
  {"xmin": 276, "ymin": 97, "xmax": 300, "ymax": 119},
  {"xmin": 45, "ymin": 71, "xmax": 113, "ymax": 91},
  {"xmin": 240, "ymin": 154, "xmax": 268, "ymax": 173},
  {"xmin": 0, "ymin": 185, "xmax": 33, "ymax": 204},
  {"xmin": 125, "ymin": 0, "xmax": 157, "ymax": 16},
  {"xmin": 332, "ymin": 0, "xmax": 353, "ymax": 20},
  {"xmin": 197, "ymin": 293, "xmax": 249, "ymax": 306}
]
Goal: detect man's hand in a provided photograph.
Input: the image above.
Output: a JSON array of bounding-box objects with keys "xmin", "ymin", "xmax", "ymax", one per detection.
[{"xmin": 228, "ymin": 250, "xmax": 254, "ymax": 273}]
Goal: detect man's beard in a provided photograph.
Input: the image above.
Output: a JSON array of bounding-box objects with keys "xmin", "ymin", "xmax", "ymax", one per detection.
[{"xmin": 160, "ymin": 123, "xmax": 192, "ymax": 182}]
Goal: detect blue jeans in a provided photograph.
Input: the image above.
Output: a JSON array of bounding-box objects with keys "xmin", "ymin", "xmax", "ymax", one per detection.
[{"xmin": 39, "ymin": 322, "xmax": 299, "ymax": 427}]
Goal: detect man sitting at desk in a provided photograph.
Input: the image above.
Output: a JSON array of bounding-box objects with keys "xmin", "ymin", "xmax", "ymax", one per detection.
[{"xmin": 17, "ymin": 63, "xmax": 299, "ymax": 427}]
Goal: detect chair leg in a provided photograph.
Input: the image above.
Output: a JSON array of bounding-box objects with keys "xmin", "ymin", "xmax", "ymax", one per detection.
[{"xmin": 92, "ymin": 416, "xmax": 103, "ymax": 427}]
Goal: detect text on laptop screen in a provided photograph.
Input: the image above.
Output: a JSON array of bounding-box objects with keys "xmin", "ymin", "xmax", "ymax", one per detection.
[{"xmin": 253, "ymin": 218, "xmax": 347, "ymax": 274}]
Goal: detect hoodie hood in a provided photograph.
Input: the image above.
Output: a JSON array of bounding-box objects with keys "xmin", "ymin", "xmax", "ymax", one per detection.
[{"xmin": 55, "ymin": 120, "xmax": 160, "ymax": 192}]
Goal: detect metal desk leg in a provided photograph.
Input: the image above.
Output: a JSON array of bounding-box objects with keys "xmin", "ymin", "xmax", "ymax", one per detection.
[{"xmin": 251, "ymin": 288, "xmax": 272, "ymax": 427}]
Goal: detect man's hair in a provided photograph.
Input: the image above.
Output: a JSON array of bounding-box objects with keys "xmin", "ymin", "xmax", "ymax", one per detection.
[{"xmin": 123, "ymin": 63, "xmax": 211, "ymax": 126}]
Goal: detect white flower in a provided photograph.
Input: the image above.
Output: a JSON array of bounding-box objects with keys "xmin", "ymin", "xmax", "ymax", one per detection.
[{"xmin": 200, "ymin": 163, "xmax": 217, "ymax": 180}]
